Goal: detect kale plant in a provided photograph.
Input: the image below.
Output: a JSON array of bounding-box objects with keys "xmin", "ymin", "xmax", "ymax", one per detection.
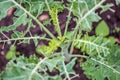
[{"xmin": 0, "ymin": 0, "xmax": 120, "ymax": 80}]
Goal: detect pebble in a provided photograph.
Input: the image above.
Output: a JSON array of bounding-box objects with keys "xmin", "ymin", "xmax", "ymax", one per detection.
[{"xmin": 39, "ymin": 14, "xmax": 49, "ymax": 22}]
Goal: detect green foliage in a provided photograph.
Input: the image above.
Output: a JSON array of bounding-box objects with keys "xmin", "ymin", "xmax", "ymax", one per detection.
[
  {"xmin": 73, "ymin": 34, "xmax": 110, "ymax": 57},
  {"xmin": 80, "ymin": 44, "xmax": 120, "ymax": 80},
  {"xmin": 68, "ymin": 0, "xmax": 101, "ymax": 31},
  {"xmin": 0, "ymin": 55, "xmax": 40, "ymax": 80},
  {"xmin": 81, "ymin": 58, "xmax": 120, "ymax": 80},
  {"xmin": 95, "ymin": 20, "xmax": 110, "ymax": 36},
  {"xmin": 81, "ymin": 59, "xmax": 108, "ymax": 80},
  {"xmin": 0, "ymin": 54, "xmax": 76, "ymax": 80},
  {"xmin": 0, "ymin": 0, "xmax": 120, "ymax": 80},
  {"xmin": 77, "ymin": 34, "xmax": 120, "ymax": 80}
]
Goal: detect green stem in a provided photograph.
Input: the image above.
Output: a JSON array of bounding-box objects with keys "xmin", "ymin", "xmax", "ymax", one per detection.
[
  {"xmin": 45, "ymin": 0, "xmax": 51, "ymax": 11},
  {"xmin": 11, "ymin": 0, "xmax": 56, "ymax": 39},
  {"xmin": 0, "ymin": 32, "xmax": 10, "ymax": 39},
  {"xmin": 0, "ymin": 36, "xmax": 51, "ymax": 43},
  {"xmin": 55, "ymin": 11, "xmax": 62, "ymax": 37},
  {"xmin": 70, "ymin": 54, "xmax": 88, "ymax": 59},
  {"xmin": 64, "ymin": 2, "xmax": 73, "ymax": 36}
]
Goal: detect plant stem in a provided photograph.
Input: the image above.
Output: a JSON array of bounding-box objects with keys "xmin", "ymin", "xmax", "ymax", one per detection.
[
  {"xmin": 45, "ymin": 0, "xmax": 51, "ymax": 11},
  {"xmin": 11, "ymin": 0, "xmax": 56, "ymax": 39},
  {"xmin": 64, "ymin": 2, "xmax": 73, "ymax": 36},
  {"xmin": 70, "ymin": 0, "xmax": 106, "ymax": 54},
  {"xmin": 70, "ymin": 54, "xmax": 88, "ymax": 59},
  {"xmin": 0, "ymin": 36, "xmax": 51, "ymax": 43},
  {"xmin": 0, "ymin": 32, "xmax": 10, "ymax": 39}
]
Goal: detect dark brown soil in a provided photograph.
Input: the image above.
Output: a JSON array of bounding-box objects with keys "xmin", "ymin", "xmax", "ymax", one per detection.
[{"xmin": 0, "ymin": 0, "xmax": 120, "ymax": 80}]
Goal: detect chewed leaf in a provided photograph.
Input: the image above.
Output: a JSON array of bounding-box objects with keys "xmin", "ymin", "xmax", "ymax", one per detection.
[
  {"xmin": 100, "ymin": 3, "xmax": 113, "ymax": 13},
  {"xmin": 1, "ymin": 14, "xmax": 28, "ymax": 32},
  {"xmin": 80, "ymin": 12, "xmax": 100, "ymax": 32},
  {"xmin": 95, "ymin": 21, "xmax": 109, "ymax": 36},
  {"xmin": 44, "ymin": 56, "xmax": 65, "ymax": 72}
]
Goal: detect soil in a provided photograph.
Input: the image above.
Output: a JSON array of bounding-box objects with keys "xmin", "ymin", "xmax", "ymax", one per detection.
[{"xmin": 0, "ymin": 0, "xmax": 120, "ymax": 80}]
